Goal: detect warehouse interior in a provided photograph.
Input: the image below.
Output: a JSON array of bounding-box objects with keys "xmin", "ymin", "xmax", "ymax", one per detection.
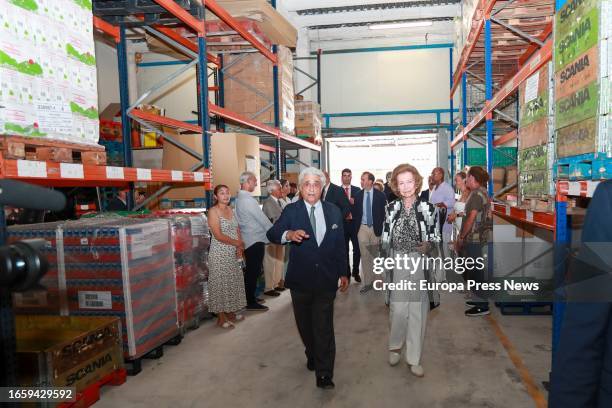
[{"xmin": 0, "ymin": 0, "xmax": 610, "ymax": 407}]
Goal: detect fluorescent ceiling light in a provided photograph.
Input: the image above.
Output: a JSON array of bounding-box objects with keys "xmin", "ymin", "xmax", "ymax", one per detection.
[{"xmin": 369, "ymin": 21, "xmax": 433, "ymax": 30}]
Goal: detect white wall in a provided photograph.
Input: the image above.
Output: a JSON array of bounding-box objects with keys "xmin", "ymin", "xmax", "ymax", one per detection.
[
  {"xmin": 94, "ymin": 39, "xmax": 120, "ymax": 111},
  {"xmin": 320, "ymin": 47, "xmax": 452, "ymax": 128}
]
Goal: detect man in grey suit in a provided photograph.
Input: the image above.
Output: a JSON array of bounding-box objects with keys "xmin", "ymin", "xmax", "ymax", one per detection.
[{"xmin": 262, "ymin": 180, "xmax": 286, "ymax": 297}]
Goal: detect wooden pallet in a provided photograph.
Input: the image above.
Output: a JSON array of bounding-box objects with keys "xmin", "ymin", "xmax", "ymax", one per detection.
[
  {"xmin": 58, "ymin": 368, "xmax": 127, "ymax": 408},
  {"xmin": 0, "ymin": 135, "xmax": 106, "ymax": 165}
]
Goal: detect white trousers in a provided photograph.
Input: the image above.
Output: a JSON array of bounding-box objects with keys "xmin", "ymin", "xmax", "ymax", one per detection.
[
  {"xmin": 263, "ymin": 243, "xmax": 284, "ymax": 291},
  {"xmin": 358, "ymin": 225, "xmax": 380, "ymax": 286},
  {"xmin": 388, "ymin": 252, "xmax": 429, "ymax": 366}
]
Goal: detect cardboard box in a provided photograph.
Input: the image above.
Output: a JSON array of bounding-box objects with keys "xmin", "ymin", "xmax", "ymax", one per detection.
[
  {"xmin": 223, "ymin": 46, "xmax": 295, "ymax": 135},
  {"xmin": 161, "ymin": 131, "xmax": 262, "ymax": 199},
  {"xmin": 211, "ymin": 132, "xmax": 262, "ymax": 196},
  {"xmin": 161, "ymin": 130, "xmax": 207, "ymax": 201}
]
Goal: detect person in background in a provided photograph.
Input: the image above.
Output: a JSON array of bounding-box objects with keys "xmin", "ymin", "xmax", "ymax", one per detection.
[
  {"xmin": 135, "ymin": 191, "xmax": 146, "ymax": 206},
  {"xmin": 429, "ymin": 167, "xmax": 456, "ymax": 278},
  {"xmin": 207, "ymin": 185, "xmax": 247, "ymax": 329},
  {"xmin": 419, "ymin": 176, "xmax": 435, "ymax": 202},
  {"xmin": 447, "ymin": 172, "xmax": 470, "ymax": 246},
  {"xmin": 341, "ymin": 168, "xmax": 362, "ymax": 282},
  {"xmin": 267, "ymin": 167, "xmax": 348, "ymax": 390},
  {"xmin": 322, "ymin": 171, "xmax": 351, "ymax": 219},
  {"xmin": 384, "ymin": 171, "xmax": 398, "ymax": 202},
  {"xmin": 107, "ymin": 188, "xmax": 128, "ymax": 211},
  {"xmin": 288, "ymin": 183, "xmax": 298, "ymax": 200},
  {"xmin": 374, "ymin": 180, "xmax": 385, "ymax": 192},
  {"xmin": 262, "ymin": 180, "xmax": 285, "ymax": 297},
  {"xmin": 235, "ymin": 171, "xmax": 273, "ymax": 312},
  {"xmin": 549, "ymin": 180, "xmax": 612, "ymax": 407},
  {"xmin": 279, "ymin": 178, "xmax": 291, "ymax": 209},
  {"xmin": 454, "ymin": 166, "xmax": 493, "ymax": 317},
  {"xmin": 381, "ymin": 163, "xmax": 439, "ymax": 377},
  {"xmin": 353, "ymin": 171, "xmax": 387, "ymax": 293}
]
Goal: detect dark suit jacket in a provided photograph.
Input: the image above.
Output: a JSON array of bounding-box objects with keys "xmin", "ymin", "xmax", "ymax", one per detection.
[
  {"xmin": 352, "ymin": 188, "xmax": 387, "ymax": 236},
  {"xmin": 550, "ymin": 180, "xmax": 612, "ymax": 408},
  {"xmin": 267, "ymin": 200, "xmax": 348, "ymax": 292},
  {"xmin": 341, "ymin": 185, "xmax": 361, "ymax": 220},
  {"xmin": 384, "ymin": 182, "xmax": 397, "ymax": 202},
  {"xmin": 419, "ymin": 189, "xmax": 430, "ymax": 202},
  {"xmin": 323, "ymin": 183, "xmax": 351, "ymax": 218}
]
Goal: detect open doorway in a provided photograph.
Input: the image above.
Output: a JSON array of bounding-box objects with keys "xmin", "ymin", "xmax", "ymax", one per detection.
[{"xmin": 325, "ymin": 133, "xmax": 439, "ymax": 185}]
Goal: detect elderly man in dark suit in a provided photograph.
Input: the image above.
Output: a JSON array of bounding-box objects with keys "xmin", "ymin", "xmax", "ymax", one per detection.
[
  {"xmin": 267, "ymin": 167, "xmax": 348, "ymax": 390},
  {"xmin": 353, "ymin": 171, "xmax": 387, "ymax": 293}
]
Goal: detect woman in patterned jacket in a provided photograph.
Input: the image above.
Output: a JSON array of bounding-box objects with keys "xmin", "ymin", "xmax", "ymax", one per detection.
[{"xmin": 380, "ymin": 163, "xmax": 440, "ymax": 378}]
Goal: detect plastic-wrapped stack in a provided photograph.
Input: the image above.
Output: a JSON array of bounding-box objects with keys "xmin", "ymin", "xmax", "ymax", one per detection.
[
  {"xmin": 518, "ymin": 63, "xmax": 553, "ymax": 199},
  {"xmin": 294, "ymin": 101, "xmax": 323, "ymax": 144},
  {"xmin": 0, "ymin": 0, "xmax": 100, "ymax": 144},
  {"xmin": 8, "ymin": 218, "xmax": 179, "ymax": 360},
  {"xmin": 140, "ymin": 212, "xmax": 210, "ymax": 332},
  {"xmin": 223, "ymin": 45, "xmax": 295, "ymax": 135},
  {"xmin": 554, "ymin": 0, "xmax": 611, "ymax": 179}
]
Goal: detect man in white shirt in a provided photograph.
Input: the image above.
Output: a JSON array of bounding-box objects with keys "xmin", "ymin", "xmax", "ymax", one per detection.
[
  {"xmin": 235, "ymin": 171, "xmax": 273, "ymax": 311},
  {"xmin": 262, "ymin": 180, "xmax": 285, "ymax": 297}
]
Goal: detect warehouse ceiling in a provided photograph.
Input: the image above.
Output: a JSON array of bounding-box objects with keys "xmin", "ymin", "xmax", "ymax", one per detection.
[{"xmin": 280, "ymin": 0, "xmax": 462, "ymax": 50}]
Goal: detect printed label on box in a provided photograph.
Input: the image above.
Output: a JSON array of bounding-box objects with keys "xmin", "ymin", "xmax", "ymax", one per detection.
[
  {"xmin": 78, "ymin": 291, "xmax": 112, "ymax": 309},
  {"xmin": 190, "ymin": 216, "xmax": 206, "ymax": 236},
  {"xmin": 524, "ymin": 73, "xmax": 540, "ymax": 103},
  {"xmin": 13, "ymin": 291, "xmax": 48, "ymax": 308},
  {"xmin": 37, "ymin": 102, "xmax": 73, "ymax": 134}
]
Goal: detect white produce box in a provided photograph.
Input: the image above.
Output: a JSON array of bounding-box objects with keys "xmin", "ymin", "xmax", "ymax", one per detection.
[{"xmin": 0, "ymin": 0, "xmax": 100, "ymax": 146}]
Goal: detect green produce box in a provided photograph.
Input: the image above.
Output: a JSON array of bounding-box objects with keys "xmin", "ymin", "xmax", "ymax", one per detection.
[
  {"xmin": 520, "ymin": 90, "xmax": 549, "ymax": 128},
  {"xmin": 556, "ymin": 116, "xmax": 599, "ymax": 158},
  {"xmin": 555, "ymin": 80, "xmax": 600, "ymax": 129},
  {"xmin": 555, "ymin": 0, "xmax": 600, "ymax": 72},
  {"xmin": 519, "ymin": 145, "xmax": 549, "ymax": 172},
  {"xmin": 519, "ymin": 170, "xmax": 549, "ymax": 198}
]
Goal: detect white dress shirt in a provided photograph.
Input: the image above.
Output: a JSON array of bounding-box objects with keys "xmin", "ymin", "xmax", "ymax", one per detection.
[{"xmin": 282, "ymin": 200, "xmax": 326, "ymax": 246}]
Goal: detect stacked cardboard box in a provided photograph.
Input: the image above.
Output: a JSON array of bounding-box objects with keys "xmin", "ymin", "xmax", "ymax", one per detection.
[
  {"xmin": 518, "ymin": 63, "xmax": 552, "ymax": 198},
  {"xmin": 294, "ymin": 101, "xmax": 322, "ymax": 144},
  {"xmin": 0, "ymin": 0, "xmax": 99, "ymax": 145},
  {"xmin": 223, "ymin": 46, "xmax": 295, "ymax": 135},
  {"xmin": 554, "ymin": 0, "xmax": 611, "ymax": 165}
]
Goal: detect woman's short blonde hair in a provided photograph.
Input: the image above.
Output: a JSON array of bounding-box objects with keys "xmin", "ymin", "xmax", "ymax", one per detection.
[{"xmin": 390, "ymin": 163, "xmax": 423, "ymax": 196}]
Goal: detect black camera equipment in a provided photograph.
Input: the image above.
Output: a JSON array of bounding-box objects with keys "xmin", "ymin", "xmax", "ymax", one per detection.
[{"xmin": 0, "ymin": 180, "xmax": 66, "ymax": 389}]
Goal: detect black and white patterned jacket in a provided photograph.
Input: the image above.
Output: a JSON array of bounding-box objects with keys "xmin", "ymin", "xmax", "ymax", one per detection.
[{"xmin": 380, "ymin": 198, "xmax": 441, "ymax": 257}]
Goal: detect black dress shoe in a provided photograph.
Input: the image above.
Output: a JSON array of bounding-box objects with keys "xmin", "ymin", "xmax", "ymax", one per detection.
[
  {"xmin": 353, "ymin": 274, "xmax": 362, "ymax": 283},
  {"xmin": 316, "ymin": 376, "xmax": 335, "ymax": 389},
  {"xmin": 263, "ymin": 290, "xmax": 280, "ymax": 297},
  {"xmin": 246, "ymin": 303, "xmax": 269, "ymax": 311},
  {"xmin": 274, "ymin": 286, "xmax": 286, "ymax": 292},
  {"xmin": 307, "ymin": 359, "xmax": 315, "ymax": 371}
]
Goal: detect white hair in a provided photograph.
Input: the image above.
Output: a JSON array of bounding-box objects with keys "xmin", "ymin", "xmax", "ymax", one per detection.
[
  {"xmin": 298, "ymin": 167, "xmax": 326, "ymax": 188},
  {"xmin": 239, "ymin": 171, "xmax": 256, "ymax": 185},
  {"xmin": 266, "ymin": 180, "xmax": 281, "ymax": 194}
]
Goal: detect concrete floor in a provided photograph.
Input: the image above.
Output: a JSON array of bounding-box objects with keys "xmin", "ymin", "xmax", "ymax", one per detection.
[{"xmin": 98, "ymin": 282, "xmax": 551, "ymax": 407}]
